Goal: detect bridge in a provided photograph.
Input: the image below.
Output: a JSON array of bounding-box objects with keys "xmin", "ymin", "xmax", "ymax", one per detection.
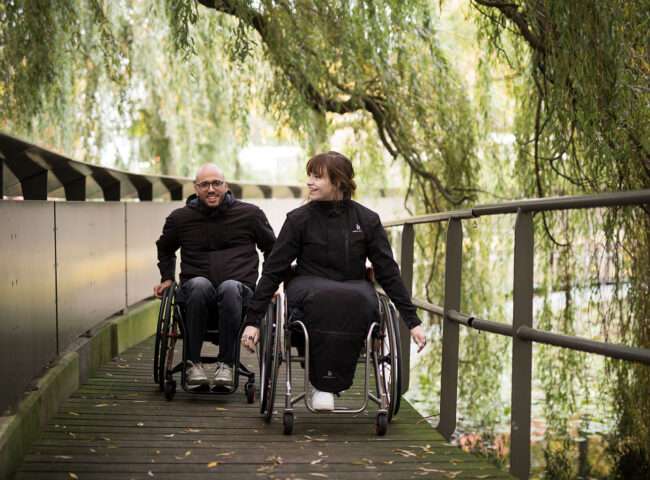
[{"xmin": 2, "ymin": 133, "xmax": 649, "ymax": 479}]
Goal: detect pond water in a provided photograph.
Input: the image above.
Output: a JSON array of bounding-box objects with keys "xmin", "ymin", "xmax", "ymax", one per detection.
[{"xmin": 404, "ymin": 284, "xmax": 626, "ymax": 479}]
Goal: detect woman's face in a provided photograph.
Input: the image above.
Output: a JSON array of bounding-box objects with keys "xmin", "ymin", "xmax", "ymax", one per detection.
[{"xmin": 307, "ymin": 168, "xmax": 339, "ymax": 201}]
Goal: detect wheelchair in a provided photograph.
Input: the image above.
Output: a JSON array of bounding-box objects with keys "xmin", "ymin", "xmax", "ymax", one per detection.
[
  {"xmin": 153, "ymin": 281, "xmax": 256, "ymax": 402},
  {"xmin": 258, "ymin": 289, "xmax": 402, "ymax": 436}
]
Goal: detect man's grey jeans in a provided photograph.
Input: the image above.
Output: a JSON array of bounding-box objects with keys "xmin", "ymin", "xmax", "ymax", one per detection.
[{"xmin": 177, "ymin": 277, "xmax": 252, "ymax": 367}]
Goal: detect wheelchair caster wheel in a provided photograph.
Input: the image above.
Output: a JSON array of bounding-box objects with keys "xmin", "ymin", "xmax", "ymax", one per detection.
[
  {"xmin": 164, "ymin": 380, "xmax": 176, "ymax": 401},
  {"xmin": 245, "ymin": 382, "xmax": 255, "ymax": 404},
  {"xmin": 283, "ymin": 412, "xmax": 294, "ymax": 435},
  {"xmin": 376, "ymin": 412, "xmax": 388, "ymax": 436}
]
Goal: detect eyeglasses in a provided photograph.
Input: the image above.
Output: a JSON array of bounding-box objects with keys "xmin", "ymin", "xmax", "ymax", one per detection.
[{"xmin": 195, "ymin": 180, "xmax": 225, "ymax": 190}]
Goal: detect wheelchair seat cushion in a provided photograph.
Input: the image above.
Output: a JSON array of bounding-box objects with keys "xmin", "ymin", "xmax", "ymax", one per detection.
[{"xmin": 287, "ymin": 276, "xmax": 378, "ymax": 393}]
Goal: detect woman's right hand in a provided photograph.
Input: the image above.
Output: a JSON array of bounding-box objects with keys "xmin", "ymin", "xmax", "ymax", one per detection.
[
  {"xmin": 241, "ymin": 325, "xmax": 260, "ymax": 353},
  {"xmin": 410, "ymin": 325, "xmax": 427, "ymax": 352}
]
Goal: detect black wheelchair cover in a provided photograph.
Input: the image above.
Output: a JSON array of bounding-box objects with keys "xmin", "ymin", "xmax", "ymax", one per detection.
[{"xmin": 287, "ymin": 276, "xmax": 378, "ymax": 393}]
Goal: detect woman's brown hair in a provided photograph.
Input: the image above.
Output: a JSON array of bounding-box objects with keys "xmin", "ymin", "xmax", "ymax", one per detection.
[{"xmin": 306, "ymin": 151, "xmax": 356, "ymax": 200}]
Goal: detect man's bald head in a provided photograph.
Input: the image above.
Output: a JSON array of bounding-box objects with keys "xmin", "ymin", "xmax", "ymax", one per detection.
[
  {"xmin": 194, "ymin": 164, "xmax": 227, "ymax": 208},
  {"xmin": 195, "ymin": 164, "xmax": 225, "ymax": 183}
]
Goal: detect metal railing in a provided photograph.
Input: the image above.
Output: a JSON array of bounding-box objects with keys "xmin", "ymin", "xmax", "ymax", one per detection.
[{"xmin": 384, "ymin": 189, "xmax": 650, "ymax": 480}]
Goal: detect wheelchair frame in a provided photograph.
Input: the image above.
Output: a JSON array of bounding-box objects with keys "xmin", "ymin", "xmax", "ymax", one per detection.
[
  {"xmin": 153, "ymin": 281, "xmax": 256, "ymax": 402},
  {"xmin": 258, "ymin": 290, "xmax": 402, "ymax": 436}
]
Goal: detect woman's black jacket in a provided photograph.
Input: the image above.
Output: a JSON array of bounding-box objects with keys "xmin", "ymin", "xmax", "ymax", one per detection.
[{"xmin": 245, "ymin": 199, "xmax": 421, "ymax": 329}]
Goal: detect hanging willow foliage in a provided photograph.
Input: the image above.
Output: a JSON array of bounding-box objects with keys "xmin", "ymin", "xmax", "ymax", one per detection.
[
  {"xmin": 471, "ymin": 0, "xmax": 650, "ymax": 475},
  {"xmin": 177, "ymin": 0, "xmax": 480, "ymax": 211}
]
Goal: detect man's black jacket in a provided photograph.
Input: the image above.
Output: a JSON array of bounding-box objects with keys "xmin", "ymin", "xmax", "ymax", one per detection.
[
  {"xmin": 245, "ymin": 199, "xmax": 421, "ymax": 329},
  {"xmin": 156, "ymin": 192, "xmax": 276, "ymax": 291}
]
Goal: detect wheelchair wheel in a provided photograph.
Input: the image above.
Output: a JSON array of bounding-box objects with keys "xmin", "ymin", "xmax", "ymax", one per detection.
[
  {"xmin": 283, "ymin": 412, "xmax": 294, "ymax": 435},
  {"xmin": 154, "ymin": 284, "xmax": 175, "ymax": 390},
  {"xmin": 375, "ymin": 296, "xmax": 402, "ymax": 421},
  {"xmin": 376, "ymin": 412, "xmax": 388, "ymax": 436},
  {"xmin": 245, "ymin": 381, "xmax": 255, "ymax": 404},
  {"xmin": 259, "ymin": 299, "xmax": 282, "ymax": 422}
]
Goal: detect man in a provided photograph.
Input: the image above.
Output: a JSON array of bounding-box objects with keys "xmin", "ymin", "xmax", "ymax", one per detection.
[{"xmin": 154, "ymin": 164, "xmax": 275, "ymax": 388}]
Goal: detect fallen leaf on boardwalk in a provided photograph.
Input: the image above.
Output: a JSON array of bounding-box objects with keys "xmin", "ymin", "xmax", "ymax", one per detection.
[
  {"xmin": 68, "ymin": 432, "xmax": 76, "ymax": 438},
  {"xmin": 185, "ymin": 428, "xmax": 201, "ymax": 433},
  {"xmin": 310, "ymin": 458, "xmax": 323, "ymax": 465},
  {"xmin": 383, "ymin": 460, "xmax": 394, "ymax": 465},
  {"xmin": 68, "ymin": 474, "xmax": 78, "ymax": 480},
  {"xmin": 68, "ymin": 412, "xmax": 79, "ymax": 416},
  {"xmin": 215, "ymin": 451, "xmax": 235, "ymax": 457},
  {"xmin": 137, "ymin": 422, "xmax": 144, "ymax": 427},
  {"xmin": 449, "ymin": 458, "xmax": 461, "ymax": 465},
  {"xmin": 105, "ymin": 373, "xmax": 113, "ymax": 376},
  {"xmin": 215, "ymin": 407, "xmax": 228, "ymax": 411},
  {"xmin": 89, "ymin": 449, "xmax": 96, "ymax": 453},
  {"xmin": 95, "ymin": 403, "xmax": 109, "ymax": 408},
  {"xmin": 102, "ymin": 437, "xmax": 111, "ymax": 441},
  {"xmin": 147, "ymin": 471, "xmax": 154, "ymax": 477},
  {"xmin": 163, "ymin": 434, "xmax": 175, "ymax": 438},
  {"xmin": 257, "ymin": 465, "xmax": 275, "ymax": 473},
  {"xmin": 55, "ymin": 455, "xmax": 72, "ymax": 459},
  {"xmin": 393, "ymin": 448, "xmax": 417, "ymax": 457},
  {"xmin": 184, "ymin": 450, "xmax": 192, "ymax": 457},
  {"xmin": 309, "ymin": 474, "xmax": 328, "ymax": 478},
  {"xmin": 416, "ymin": 468, "xmax": 462, "ymax": 479},
  {"xmin": 265, "ymin": 455, "xmax": 284, "ymax": 464},
  {"xmin": 207, "ymin": 461, "xmax": 220, "ymax": 468}
]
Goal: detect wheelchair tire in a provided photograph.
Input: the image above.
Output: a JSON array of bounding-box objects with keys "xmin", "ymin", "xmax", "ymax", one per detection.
[
  {"xmin": 283, "ymin": 412, "xmax": 294, "ymax": 435},
  {"xmin": 375, "ymin": 296, "xmax": 402, "ymax": 422},
  {"xmin": 154, "ymin": 284, "xmax": 175, "ymax": 391},
  {"xmin": 376, "ymin": 412, "xmax": 388, "ymax": 436},
  {"xmin": 164, "ymin": 379, "xmax": 176, "ymax": 401},
  {"xmin": 259, "ymin": 300, "xmax": 281, "ymax": 422}
]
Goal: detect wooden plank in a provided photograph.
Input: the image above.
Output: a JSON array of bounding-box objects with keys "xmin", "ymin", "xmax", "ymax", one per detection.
[{"xmin": 15, "ymin": 337, "xmax": 513, "ymax": 479}]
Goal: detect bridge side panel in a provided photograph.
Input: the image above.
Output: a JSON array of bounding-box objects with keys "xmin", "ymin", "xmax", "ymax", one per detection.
[
  {"xmin": 0, "ymin": 201, "xmax": 57, "ymax": 414},
  {"xmin": 125, "ymin": 202, "xmax": 182, "ymax": 306},
  {"xmin": 55, "ymin": 202, "xmax": 126, "ymax": 351}
]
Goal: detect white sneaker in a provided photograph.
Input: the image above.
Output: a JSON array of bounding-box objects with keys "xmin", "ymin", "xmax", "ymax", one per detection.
[
  {"xmin": 213, "ymin": 362, "xmax": 234, "ymax": 386},
  {"xmin": 311, "ymin": 387, "xmax": 335, "ymax": 411},
  {"xmin": 186, "ymin": 361, "xmax": 208, "ymax": 386}
]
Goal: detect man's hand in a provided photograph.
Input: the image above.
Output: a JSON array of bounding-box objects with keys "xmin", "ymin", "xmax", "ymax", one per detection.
[
  {"xmin": 410, "ymin": 325, "xmax": 427, "ymax": 353},
  {"xmin": 241, "ymin": 325, "xmax": 260, "ymax": 353},
  {"xmin": 153, "ymin": 279, "xmax": 173, "ymax": 298}
]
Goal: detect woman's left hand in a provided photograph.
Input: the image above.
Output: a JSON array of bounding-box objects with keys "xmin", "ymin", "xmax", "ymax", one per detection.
[{"xmin": 410, "ymin": 325, "xmax": 427, "ymax": 352}]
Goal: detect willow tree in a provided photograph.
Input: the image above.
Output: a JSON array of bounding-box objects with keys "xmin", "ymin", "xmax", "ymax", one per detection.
[
  {"xmin": 165, "ymin": 0, "xmax": 479, "ymax": 211},
  {"xmin": 471, "ymin": 1, "xmax": 650, "ymax": 476},
  {"xmin": 0, "ymin": 1, "xmax": 273, "ymax": 177}
]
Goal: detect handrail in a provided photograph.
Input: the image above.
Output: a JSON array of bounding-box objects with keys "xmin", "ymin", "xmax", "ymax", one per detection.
[
  {"xmin": 383, "ymin": 189, "xmax": 650, "ymax": 227},
  {"xmin": 385, "ymin": 188, "xmax": 650, "ymax": 480}
]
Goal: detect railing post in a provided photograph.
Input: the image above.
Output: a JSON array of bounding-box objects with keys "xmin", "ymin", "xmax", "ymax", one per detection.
[
  {"xmin": 438, "ymin": 218, "xmax": 462, "ymax": 439},
  {"xmin": 399, "ymin": 223, "xmax": 414, "ymax": 394},
  {"xmin": 510, "ymin": 210, "xmax": 534, "ymax": 479}
]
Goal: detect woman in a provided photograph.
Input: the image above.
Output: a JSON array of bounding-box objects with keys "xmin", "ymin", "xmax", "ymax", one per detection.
[{"xmin": 242, "ymin": 151, "xmax": 426, "ymax": 410}]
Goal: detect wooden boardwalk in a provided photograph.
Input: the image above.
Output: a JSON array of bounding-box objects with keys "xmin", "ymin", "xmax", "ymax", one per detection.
[{"xmin": 15, "ymin": 338, "xmax": 512, "ymax": 479}]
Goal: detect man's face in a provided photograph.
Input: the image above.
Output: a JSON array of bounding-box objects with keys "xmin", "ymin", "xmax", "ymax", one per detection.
[{"xmin": 194, "ymin": 167, "xmax": 227, "ymax": 208}]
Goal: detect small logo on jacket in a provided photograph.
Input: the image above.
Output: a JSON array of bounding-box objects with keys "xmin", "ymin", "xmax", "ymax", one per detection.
[{"xmin": 352, "ymin": 223, "xmax": 362, "ymax": 233}]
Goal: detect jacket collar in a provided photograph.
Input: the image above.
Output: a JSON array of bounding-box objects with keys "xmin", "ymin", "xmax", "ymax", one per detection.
[
  {"xmin": 186, "ymin": 191, "xmax": 235, "ymax": 215},
  {"xmin": 309, "ymin": 199, "xmax": 351, "ymax": 217}
]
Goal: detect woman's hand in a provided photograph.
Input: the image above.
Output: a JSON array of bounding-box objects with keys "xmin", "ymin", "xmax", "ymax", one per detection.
[
  {"xmin": 241, "ymin": 325, "xmax": 260, "ymax": 353},
  {"xmin": 410, "ymin": 325, "xmax": 427, "ymax": 353}
]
